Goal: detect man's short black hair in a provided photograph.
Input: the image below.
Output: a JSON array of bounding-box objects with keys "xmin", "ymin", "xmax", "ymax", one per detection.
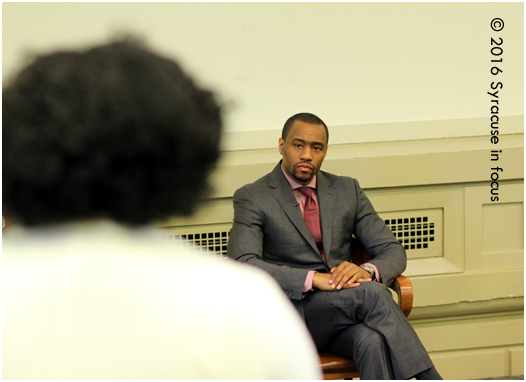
[
  {"xmin": 282, "ymin": 112, "xmax": 329, "ymax": 144},
  {"xmin": 3, "ymin": 37, "xmax": 223, "ymax": 226}
]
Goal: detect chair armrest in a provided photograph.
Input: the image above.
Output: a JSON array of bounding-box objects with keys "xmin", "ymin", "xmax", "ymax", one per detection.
[{"xmin": 388, "ymin": 275, "xmax": 413, "ymax": 318}]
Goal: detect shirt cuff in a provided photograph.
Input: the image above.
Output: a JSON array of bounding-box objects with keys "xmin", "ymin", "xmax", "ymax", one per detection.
[
  {"xmin": 363, "ymin": 262, "xmax": 380, "ymax": 282},
  {"xmin": 303, "ymin": 270, "xmax": 316, "ymax": 292}
]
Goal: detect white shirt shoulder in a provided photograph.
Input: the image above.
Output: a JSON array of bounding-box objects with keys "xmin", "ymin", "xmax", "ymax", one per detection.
[{"xmin": 3, "ymin": 222, "xmax": 321, "ymax": 380}]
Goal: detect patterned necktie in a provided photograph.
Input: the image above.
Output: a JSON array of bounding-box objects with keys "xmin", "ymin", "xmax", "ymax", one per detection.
[{"xmin": 298, "ymin": 187, "xmax": 327, "ymax": 267}]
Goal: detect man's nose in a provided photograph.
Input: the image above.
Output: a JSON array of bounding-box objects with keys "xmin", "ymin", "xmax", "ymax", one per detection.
[{"xmin": 300, "ymin": 147, "xmax": 313, "ymax": 161}]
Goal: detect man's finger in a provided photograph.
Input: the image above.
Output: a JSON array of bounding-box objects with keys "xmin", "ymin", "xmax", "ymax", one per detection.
[
  {"xmin": 336, "ymin": 271, "xmax": 361, "ymax": 289},
  {"xmin": 329, "ymin": 263, "xmax": 353, "ymax": 285},
  {"xmin": 352, "ymin": 278, "xmax": 372, "ymax": 283},
  {"xmin": 343, "ymin": 282, "xmax": 361, "ymax": 288}
]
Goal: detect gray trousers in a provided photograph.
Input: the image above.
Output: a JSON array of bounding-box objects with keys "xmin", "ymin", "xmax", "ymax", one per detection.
[{"xmin": 302, "ymin": 282, "xmax": 433, "ymax": 380}]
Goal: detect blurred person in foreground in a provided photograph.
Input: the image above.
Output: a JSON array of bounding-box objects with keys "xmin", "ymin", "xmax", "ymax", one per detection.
[{"xmin": 2, "ymin": 38, "xmax": 321, "ymax": 380}]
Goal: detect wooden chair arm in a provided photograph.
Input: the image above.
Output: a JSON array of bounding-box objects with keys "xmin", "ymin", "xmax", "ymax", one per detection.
[
  {"xmin": 389, "ymin": 274, "xmax": 413, "ymax": 318},
  {"xmin": 318, "ymin": 354, "xmax": 358, "ymax": 380}
]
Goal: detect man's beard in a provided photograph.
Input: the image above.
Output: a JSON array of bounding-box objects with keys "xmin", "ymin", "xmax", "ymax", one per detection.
[{"xmin": 292, "ymin": 163, "xmax": 316, "ymax": 183}]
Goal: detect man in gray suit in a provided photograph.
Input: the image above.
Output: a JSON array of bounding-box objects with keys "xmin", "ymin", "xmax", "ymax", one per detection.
[{"xmin": 228, "ymin": 113, "xmax": 442, "ymax": 380}]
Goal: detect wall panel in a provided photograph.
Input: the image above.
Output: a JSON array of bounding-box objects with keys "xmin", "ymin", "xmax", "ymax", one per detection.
[{"xmin": 465, "ymin": 183, "xmax": 524, "ymax": 272}]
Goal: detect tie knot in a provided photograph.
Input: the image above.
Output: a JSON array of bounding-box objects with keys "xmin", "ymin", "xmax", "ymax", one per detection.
[{"xmin": 298, "ymin": 187, "xmax": 313, "ymax": 198}]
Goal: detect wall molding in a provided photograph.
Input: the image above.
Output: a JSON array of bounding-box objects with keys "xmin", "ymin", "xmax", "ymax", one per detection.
[
  {"xmin": 221, "ymin": 115, "xmax": 524, "ymax": 151},
  {"xmin": 409, "ymin": 296, "xmax": 524, "ymax": 321}
]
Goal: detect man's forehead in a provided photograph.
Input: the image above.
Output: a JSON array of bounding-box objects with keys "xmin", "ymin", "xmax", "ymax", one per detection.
[{"xmin": 288, "ymin": 121, "xmax": 327, "ymax": 144}]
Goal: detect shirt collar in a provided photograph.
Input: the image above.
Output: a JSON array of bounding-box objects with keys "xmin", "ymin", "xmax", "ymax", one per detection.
[{"xmin": 281, "ymin": 164, "xmax": 317, "ymax": 190}]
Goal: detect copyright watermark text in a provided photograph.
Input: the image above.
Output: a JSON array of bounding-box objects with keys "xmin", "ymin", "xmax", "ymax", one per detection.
[{"xmin": 489, "ymin": 18, "xmax": 504, "ymax": 202}]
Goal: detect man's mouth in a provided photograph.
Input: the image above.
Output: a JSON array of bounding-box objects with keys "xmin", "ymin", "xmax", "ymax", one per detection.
[{"xmin": 296, "ymin": 163, "xmax": 313, "ymax": 172}]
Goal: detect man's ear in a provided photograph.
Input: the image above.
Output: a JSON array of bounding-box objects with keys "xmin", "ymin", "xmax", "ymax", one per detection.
[{"xmin": 278, "ymin": 137, "xmax": 284, "ymax": 155}]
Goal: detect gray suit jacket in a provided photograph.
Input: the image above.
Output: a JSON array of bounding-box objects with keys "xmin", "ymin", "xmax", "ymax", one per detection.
[{"xmin": 228, "ymin": 162, "xmax": 406, "ymax": 303}]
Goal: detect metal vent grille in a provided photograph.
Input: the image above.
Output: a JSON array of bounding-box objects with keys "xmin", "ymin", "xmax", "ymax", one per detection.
[
  {"xmin": 379, "ymin": 208, "xmax": 443, "ymax": 259},
  {"xmin": 385, "ymin": 216, "xmax": 435, "ymax": 250},
  {"xmin": 162, "ymin": 229, "xmax": 230, "ymax": 259}
]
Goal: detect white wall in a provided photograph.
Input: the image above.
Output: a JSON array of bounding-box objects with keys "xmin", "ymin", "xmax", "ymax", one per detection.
[{"xmin": 3, "ymin": 2, "xmax": 524, "ymax": 133}]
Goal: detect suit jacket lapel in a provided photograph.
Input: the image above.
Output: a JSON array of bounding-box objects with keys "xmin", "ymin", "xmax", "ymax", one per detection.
[
  {"xmin": 269, "ymin": 163, "xmax": 319, "ymax": 253},
  {"xmin": 317, "ymin": 171, "xmax": 335, "ymax": 259}
]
